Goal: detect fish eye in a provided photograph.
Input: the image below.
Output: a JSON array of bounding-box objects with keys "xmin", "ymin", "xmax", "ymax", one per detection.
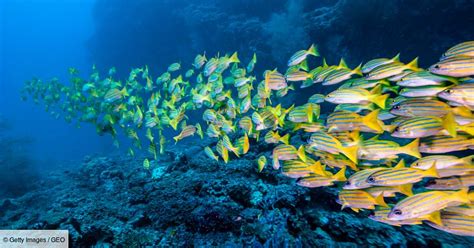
[
  {"xmin": 367, "ymin": 176, "xmax": 375, "ymax": 183},
  {"xmin": 344, "ymin": 181, "xmax": 351, "ymax": 186},
  {"xmin": 393, "ymin": 209, "xmax": 402, "ymax": 215},
  {"xmin": 434, "ymin": 65, "xmax": 440, "ymax": 69},
  {"xmin": 444, "ymin": 89, "xmax": 453, "ymax": 94},
  {"xmin": 393, "ymin": 105, "xmax": 400, "ymax": 110}
]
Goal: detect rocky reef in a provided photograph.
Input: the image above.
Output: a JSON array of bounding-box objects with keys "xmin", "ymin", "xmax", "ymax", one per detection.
[{"xmin": 1, "ymin": 138, "xmax": 473, "ymax": 247}]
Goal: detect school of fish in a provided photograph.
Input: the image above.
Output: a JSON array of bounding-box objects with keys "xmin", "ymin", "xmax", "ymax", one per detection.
[{"xmin": 21, "ymin": 41, "xmax": 474, "ymax": 236}]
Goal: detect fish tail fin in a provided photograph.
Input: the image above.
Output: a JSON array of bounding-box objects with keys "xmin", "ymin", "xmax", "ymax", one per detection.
[
  {"xmin": 362, "ymin": 109, "xmax": 383, "ymax": 133},
  {"xmin": 392, "ymin": 53, "xmax": 401, "ymax": 62},
  {"xmin": 426, "ymin": 211, "xmax": 443, "ymax": 226},
  {"xmin": 370, "ymin": 94, "xmax": 389, "ymax": 109},
  {"xmin": 173, "ymin": 136, "xmax": 179, "ymax": 143},
  {"xmin": 121, "ymin": 87, "xmax": 129, "ymax": 97},
  {"xmin": 309, "ymin": 161, "xmax": 325, "ymax": 176},
  {"xmin": 299, "ymin": 59, "xmax": 309, "ymax": 71},
  {"xmin": 458, "ymin": 124, "xmax": 474, "ymax": 136},
  {"xmin": 401, "ymin": 138, "xmax": 421, "ymax": 158},
  {"xmin": 332, "ymin": 166, "xmax": 347, "ymax": 181},
  {"xmin": 340, "ymin": 145, "xmax": 358, "ymax": 164},
  {"xmin": 398, "ymin": 184, "xmax": 414, "ymax": 197},
  {"xmin": 452, "ymin": 188, "xmax": 470, "ymax": 204},
  {"xmin": 338, "ymin": 58, "xmax": 348, "ymax": 69},
  {"xmin": 442, "ymin": 112, "xmax": 457, "ymax": 137},
  {"xmin": 424, "ymin": 163, "xmax": 439, "ymax": 178},
  {"xmin": 461, "ymin": 154, "xmax": 474, "ymax": 165},
  {"xmin": 374, "ymin": 193, "xmax": 388, "ymax": 207},
  {"xmin": 280, "ymin": 133, "xmax": 290, "ymax": 145},
  {"xmin": 307, "ymin": 44, "xmax": 319, "ymax": 56},
  {"xmin": 406, "ymin": 57, "xmax": 420, "ymax": 71},
  {"xmin": 297, "ymin": 145, "xmax": 307, "ymax": 162},
  {"xmin": 229, "ymin": 52, "xmax": 240, "ymax": 63},
  {"xmin": 352, "ymin": 63, "xmax": 363, "ymax": 76},
  {"xmin": 306, "ymin": 104, "xmax": 313, "ymax": 123}
]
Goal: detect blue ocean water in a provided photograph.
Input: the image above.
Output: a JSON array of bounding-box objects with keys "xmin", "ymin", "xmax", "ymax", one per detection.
[{"xmin": 1, "ymin": 0, "xmax": 474, "ymax": 246}]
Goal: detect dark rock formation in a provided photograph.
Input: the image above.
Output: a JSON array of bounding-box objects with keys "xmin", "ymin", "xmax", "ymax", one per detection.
[{"xmin": 1, "ymin": 142, "xmax": 473, "ymax": 247}]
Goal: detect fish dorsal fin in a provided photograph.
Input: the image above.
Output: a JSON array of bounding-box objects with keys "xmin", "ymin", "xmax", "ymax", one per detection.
[
  {"xmin": 370, "ymin": 84, "xmax": 382, "ymax": 95},
  {"xmin": 338, "ymin": 58, "xmax": 348, "ymax": 69},
  {"xmin": 394, "ymin": 159, "xmax": 405, "ymax": 169}
]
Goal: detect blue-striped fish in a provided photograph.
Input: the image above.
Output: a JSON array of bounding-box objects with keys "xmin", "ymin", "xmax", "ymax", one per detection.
[
  {"xmin": 326, "ymin": 110, "xmax": 383, "ymax": 133},
  {"xmin": 369, "ymin": 207, "xmax": 441, "ymax": 227},
  {"xmin": 397, "ymin": 70, "xmax": 457, "ymax": 87},
  {"xmin": 296, "ymin": 167, "xmax": 346, "ymax": 188},
  {"xmin": 366, "ymin": 160, "xmax": 438, "ymax": 186},
  {"xmin": 429, "ymin": 56, "xmax": 474, "ymax": 77},
  {"xmin": 325, "ymin": 85, "xmax": 389, "ymax": 109},
  {"xmin": 390, "ymin": 99, "xmax": 451, "ymax": 117},
  {"xmin": 362, "ymin": 53, "xmax": 400, "ymax": 74},
  {"xmin": 419, "ymin": 135, "xmax": 474, "ymax": 153},
  {"xmin": 441, "ymin": 41, "xmax": 474, "ymax": 60},
  {"xmin": 426, "ymin": 211, "xmax": 474, "ymax": 236},
  {"xmin": 308, "ymin": 131, "xmax": 359, "ymax": 164},
  {"xmin": 193, "ymin": 54, "xmax": 207, "ymax": 69},
  {"xmin": 387, "ymin": 189, "xmax": 470, "ymax": 221},
  {"xmin": 322, "ymin": 64, "xmax": 363, "ymax": 86},
  {"xmin": 425, "ymin": 173, "xmax": 474, "ymax": 190},
  {"xmin": 287, "ymin": 44, "xmax": 319, "ymax": 67},
  {"xmin": 338, "ymin": 189, "xmax": 388, "ymax": 212},
  {"xmin": 359, "ymin": 138, "xmax": 421, "ymax": 160},
  {"xmin": 366, "ymin": 58, "xmax": 421, "ymax": 80},
  {"xmin": 391, "ymin": 113, "xmax": 457, "ymax": 138},
  {"xmin": 264, "ymin": 69, "xmax": 287, "ymax": 90},
  {"xmin": 438, "ymin": 83, "xmax": 474, "ymax": 108}
]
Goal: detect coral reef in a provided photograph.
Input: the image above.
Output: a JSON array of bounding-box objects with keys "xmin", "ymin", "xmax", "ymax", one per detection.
[{"xmin": 1, "ymin": 142, "xmax": 472, "ymax": 247}]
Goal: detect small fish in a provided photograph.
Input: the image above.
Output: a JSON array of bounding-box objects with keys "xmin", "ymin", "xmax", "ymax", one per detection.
[
  {"xmin": 399, "ymin": 85, "xmax": 449, "ymax": 97},
  {"xmin": 204, "ymin": 146, "xmax": 219, "ymax": 161},
  {"xmin": 322, "ymin": 64, "xmax": 362, "ymax": 86},
  {"xmin": 247, "ymin": 53, "xmax": 257, "ymax": 73},
  {"xmin": 359, "ymin": 137, "xmax": 421, "ymax": 160},
  {"xmin": 257, "ymin": 155, "xmax": 267, "ymax": 172},
  {"xmin": 338, "ymin": 189, "xmax": 388, "ymax": 212},
  {"xmin": 168, "ymin": 62, "xmax": 181, "ymax": 72},
  {"xmin": 308, "ymin": 94, "xmax": 325, "ymax": 104},
  {"xmin": 364, "ymin": 184, "xmax": 413, "ymax": 198},
  {"xmin": 264, "ymin": 69, "xmax": 287, "ymax": 90},
  {"xmin": 419, "ymin": 135, "xmax": 474, "ymax": 153},
  {"xmin": 272, "ymin": 144, "xmax": 306, "ymax": 169},
  {"xmin": 390, "ymin": 99, "xmax": 451, "ymax": 117},
  {"xmin": 297, "ymin": 167, "xmax": 346, "ymax": 188},
  {"xmin": 235, "ymin": 134, "xmax": 250, "ymax": 154},
  {"xmin": 391, "ymin": 113, "xmax": 457, "ymax": 138},
  {"xmin": 264, "ymin": 131, "xmax": 290, "ymax": 145},
  {"xmin": 366, "ymin": 58, "xmax": 421, "ymax": 80},
  {"xmin": 325, "ymin": 85, "xmax": 389, "ymax": 109},
  {"xmin": 362, "ymin": 53, "xmax": 400, "ymax": 74},
  {"xmin": 238, "ymin": 116, "xmax": 253, "ymax": 135},
  {"xmin": 222, "ymin": 134, "xmax": 240, "ymax": 157},
  {"xmin": 438, "ymin": 83, "xmax": 474, "ymax": 108},
  {"xmin": 104, "ymin": 87, "xmax": 128, "ymax": 103},
  {"xmin": 429, "ymin": 56, "xmax": 474, "ymax": 77},
  {"xmin": 173, "ymin": 125, "xmax": 197, "ymax": 142},
  {"xmin": 366, "ymin": 160, "xmax": 439, "ymax": 186},
  {"xmin": 426, "ymin": 211, "xmax": 474, "ymax": 237},
  {"xmin": 411, "ymin": 155, "xmax": 473, "ymax": 170},
  {"xmin": 326, "ymin": 110, "xmax": 383, "ymax": 133},
  {"xmin": 442, "ymin": 41, "xmax": 474, "ymax": 60},
  {"xmin": 397, "ymin": 71, "xmax": 457, "ymax": 87},
  {"xmin": 425, "ymin": 174, "xmax": 474, "ymax": 190},
  {"xmin": 193, "ymin": 54, "xmax": 207, "ymax": 69},
  {"xmin": 288, "ymin": 103, "xmax": 319, "ymax": 123},
  {"xmin": 288, "ymin": 44, "xmax": 319, "ymax": 67},
  {"xmin": 282, "ymin": 159, "xmax": 327, "ymax": 178},
  {"xmin": 343, "ymin": 167, "xmax": 391, "ymax": 190},
  {"xmin": 387, "ymin": 188, "xmax": 470, "ymax": 221},
  {"xmin": 285, "ymin": 69, "xmax": 311, "ymax": 82},
  {"xmin": 369, "ymin": 207, "xmax": 440, "ymax": 227},
  {"xmin": 216, "ymin": 140, "xmax": 229, "ymax": 163},
  {"xmin": 308, "ymin": 131, "xmax": 359, "ymax": 164}
]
